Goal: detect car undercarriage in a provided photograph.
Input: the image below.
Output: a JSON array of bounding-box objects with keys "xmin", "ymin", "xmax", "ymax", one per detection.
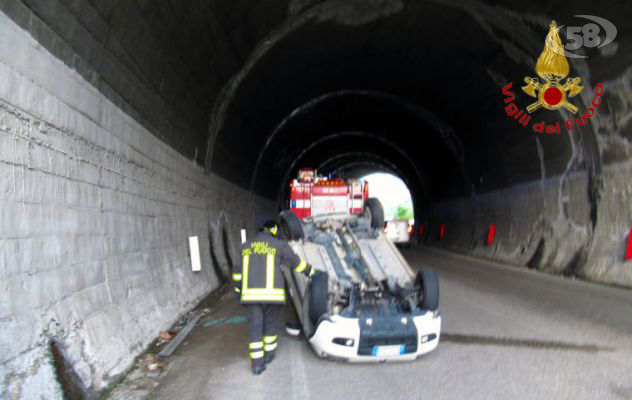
[{"xmin": 278, "ymin": 205, "xmax": 441, "ymax": 361}]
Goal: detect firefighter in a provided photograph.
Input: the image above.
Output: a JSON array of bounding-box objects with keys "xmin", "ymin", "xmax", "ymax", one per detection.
[{"xmin": 232, "ymin": 220, "xmax": 314, "ymax": 375}]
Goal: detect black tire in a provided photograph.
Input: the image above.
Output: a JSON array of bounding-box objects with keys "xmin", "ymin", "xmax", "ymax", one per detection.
[
  {"xmin": 278, "ymin": 210, "xmax": 304, "ymax": 240},
  {"xmin": 416, "ymin": 267, "xmax": 439, "ymax": 311},
  {"xmin": 308, "ymin": 272, "xmax": 329, "ymax": 325},
  {"xmin": 364, "ymin": 197, "xmax": 385, "ymax": 229}
]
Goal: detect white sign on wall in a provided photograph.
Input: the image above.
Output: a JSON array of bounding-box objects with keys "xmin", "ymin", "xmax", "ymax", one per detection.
[
  {"xmin": 189, "ymin": 236, "xmax": 201, "ymax": 272},
  {"xmin": 241, "ymin": 228, "xmax": 247, "ymax": 244}
]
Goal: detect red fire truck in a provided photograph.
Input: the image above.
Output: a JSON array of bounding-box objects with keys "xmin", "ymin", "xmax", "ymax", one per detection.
[{"xmin": 289, "ymin": 168, "xmax": 368, "ymax": 220}]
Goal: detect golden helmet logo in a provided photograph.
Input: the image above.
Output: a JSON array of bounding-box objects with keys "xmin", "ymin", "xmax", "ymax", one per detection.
[{"xmin": 522, "ymin": 21, "xmax": 584, "ymax": 114}]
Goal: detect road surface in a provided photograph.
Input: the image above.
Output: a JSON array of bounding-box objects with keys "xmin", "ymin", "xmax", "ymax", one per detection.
[{"xmin": 110, "ymin": 247, "xmax": 632, "ymax": 400}]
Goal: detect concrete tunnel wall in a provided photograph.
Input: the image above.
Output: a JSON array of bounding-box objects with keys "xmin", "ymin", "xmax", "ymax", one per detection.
[
  {"xmin": 0, "ymin": 11, "xmax": 274, "ymax": 398},
  {"xmin": 0, "ymin": 0, "xmax": 631, "ymax": 398},
  {"xmin": 425, "ymin": 76, "xmax": 632, "ymax": 286},
  {"xmin": 428, "ymin": 164, "xmax": 632, "ymax": 286}
]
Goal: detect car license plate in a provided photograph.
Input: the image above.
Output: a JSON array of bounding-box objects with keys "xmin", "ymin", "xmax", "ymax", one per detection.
[{"xmin": 372, "ymin": 344, "xmax": 405, "ymax": 356}]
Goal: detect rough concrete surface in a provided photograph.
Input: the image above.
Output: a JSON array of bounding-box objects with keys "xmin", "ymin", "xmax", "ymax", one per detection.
[
  {"xmin": 107, "ymin": 247, "xmax": 632, "ymax": 400},
  {"xmin": 430, "ymin": 171, "xmax": 589, "ymax": 270},
  {"xmin": 586, "ymin": 160, "xmax": 632, "ymax": 285},
  {"xmin": 429, "ymin": 163, "xmax": 632, "ymax": 287},
  {"xmin": 0, "ymin": 12, "xmax": 272, "ymax": 398}
]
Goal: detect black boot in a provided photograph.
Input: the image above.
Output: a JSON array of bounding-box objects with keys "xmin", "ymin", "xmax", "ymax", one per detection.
[
  {"xmin": 264, "ymin": 352, "xmax": 275, "ymax": 365},
  {"xmin": 251, "ymin": 362, "xmax": 266, "ymax": 375}
]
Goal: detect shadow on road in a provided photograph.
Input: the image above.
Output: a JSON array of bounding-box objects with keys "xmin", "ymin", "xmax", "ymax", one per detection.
[{"xmin": 441, "ymin": 333, "xmax": 614, "ymax": 353}]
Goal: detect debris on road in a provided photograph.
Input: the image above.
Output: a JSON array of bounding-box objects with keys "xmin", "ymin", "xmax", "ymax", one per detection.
[
  {"xmin": 146, "ymin": 362, "xmax": 162, "ymax": 372},
  {"xmin": 106, "ymin": 286, "xmax": 230, "ymax": 398},
  {"xmin": 145, "ymin": 370, "xmax": 161, "ymax": 378},
  {"xmin": 144, "ymin": 354, "xmax": 164, "ymax": 370},
  {"xmin": 158, "ymin": 311, "xmax": 204, "ymax": 358},
  {"xmin": 139, "ymin": 354, "xmax": 165, "ymax": 379}
]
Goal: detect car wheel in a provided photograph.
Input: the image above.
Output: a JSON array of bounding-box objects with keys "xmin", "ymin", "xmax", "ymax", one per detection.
[
  {"xmin": 278, "ymin": 210, "xmax": 304, "ymax": 240},
  {"xmin": 363, "ymin": 198, "xmax": 385, "ymax": 229},
  {"xmin": 416, "ymin": 267, "xmax": 439, "ymax": 311},
  {"xmin": 308, "ymin": 272, "xmax": 329, "ymax": 325}
]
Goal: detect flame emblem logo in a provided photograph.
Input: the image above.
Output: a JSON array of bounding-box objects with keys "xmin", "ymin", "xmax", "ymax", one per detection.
[{"xmin": 522, "ymin": 21, "xmax": 584, "ymax": 114}]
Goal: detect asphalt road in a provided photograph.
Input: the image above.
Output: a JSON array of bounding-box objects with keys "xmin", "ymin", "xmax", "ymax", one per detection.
[{"xmin": 110, "ymin": 247, "xmax": 632, "ymax": 400}]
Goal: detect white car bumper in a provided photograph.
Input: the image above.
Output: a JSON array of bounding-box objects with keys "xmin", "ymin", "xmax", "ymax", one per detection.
[{"xmin": 308, "ymin": 311, "xmax": 441, "ymax": 362}]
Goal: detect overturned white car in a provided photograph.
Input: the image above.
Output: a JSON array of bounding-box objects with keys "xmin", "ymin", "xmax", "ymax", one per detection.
[{"xmin": 278, "ymin": 201, "xmax": 441, "ymax": 362}]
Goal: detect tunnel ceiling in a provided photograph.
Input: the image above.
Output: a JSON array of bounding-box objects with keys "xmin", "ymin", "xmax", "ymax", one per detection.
[
  {"xmin": 205, "ymin": 0, "xmax": 632, "ymax": 206},
  {"xmin": 8, "ymin": 0, "xmax": 632, "ymax": 207}
]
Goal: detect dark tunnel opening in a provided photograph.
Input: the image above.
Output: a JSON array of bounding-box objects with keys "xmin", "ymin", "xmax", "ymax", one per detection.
[{"xmin": 211, "ymin": 6, "xmax": 597, "ymax": 205}]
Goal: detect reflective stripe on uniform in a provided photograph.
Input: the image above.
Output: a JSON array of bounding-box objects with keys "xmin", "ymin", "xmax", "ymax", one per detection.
[
  {"xmin": 241, "ymin": 251, "xmax": 285, "ymax": 302},
  {"xmin": 249, "ymin": 340, "xmax": 265, "ymax": 359},
  {"xmin": 234, "ymin": 287, "xmax": 241, "ymax": 293},
  {"xmin": 249, "ymin": 341, "xmax": 263, "ymax": 350},
  {"xmin": 232, "ymin": 273, "xmax": 242, "ymax": 281},
  {"xmin": 241, "ymin": 293, "xmax": 286, "ymax": 302},
  {"xmin": 241, "ymin": 288, "xmax": 285, "ymax": 294},
  {"xmin": 263, "ymin": 335, "xmax": 278, "ymax": 351},
  {"xmin": 266, "ymin": 253, "xmax": 275, "ymax": 289},
  {"xmin": 294, "ymin": 260, "xmax": 307, "ymax": 273},
  {"xmin": 241, "ymin": 254, "xmax": 250, "ymax": 295},
  {"xmin": 249, "ymin": 350, "xmax": 264, "ymax": 359},
  {"xmin": 263, "ymin": 335, "xmax": 277, "ymax": 343}
]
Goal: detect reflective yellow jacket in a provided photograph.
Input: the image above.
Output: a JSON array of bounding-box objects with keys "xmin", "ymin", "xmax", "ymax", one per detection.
[{"xmin": 232, "ymin": 231, "xmax": 311, "ymax": 304}]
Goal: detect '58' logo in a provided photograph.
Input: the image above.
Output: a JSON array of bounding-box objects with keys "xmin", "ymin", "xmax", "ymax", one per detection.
[{"xmin": 546, "ymin": 15, "xmax": 617, "ymax": 58}]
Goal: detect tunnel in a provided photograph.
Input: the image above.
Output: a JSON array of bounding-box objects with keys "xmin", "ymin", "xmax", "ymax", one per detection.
[{"xmin": 0, "ymin": 1, "xmax": 631, "ymax": 398}]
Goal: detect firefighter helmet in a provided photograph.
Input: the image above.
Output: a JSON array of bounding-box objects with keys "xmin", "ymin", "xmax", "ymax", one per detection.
[{"xmin": 261, "ymin": 220, "xmax": 278, "ymax": 236}]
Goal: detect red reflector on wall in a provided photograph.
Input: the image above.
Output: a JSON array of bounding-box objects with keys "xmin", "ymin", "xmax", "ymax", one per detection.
[
  {"xmin": 487, "ymin": 223, "xmax": 497, "ymax": 246},
  {"xmin": 626, "ymin": 227, "xmax": 632, "ymax": 261},
  {"xmin": 439, "ymin": 224, "xmax": 445, "ymax": 239},
  {"xmin": 419, "ymin": 223, "xmax": 425, "ymax": 236}
]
